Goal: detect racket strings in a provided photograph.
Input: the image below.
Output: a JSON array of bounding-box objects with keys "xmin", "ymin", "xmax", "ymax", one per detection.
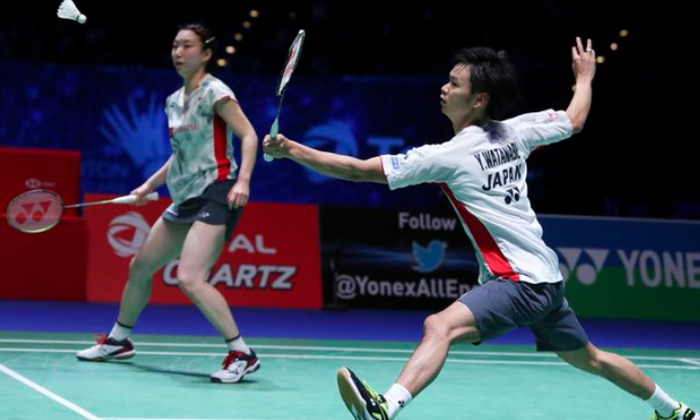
[
  {"xmin": 265, "ymin": 29, "xmax": 305, "ymax": 162},
  {"xmin": 6, "ymin": 190, "xmax": 64, "ymax": 233},
  {"xmin": 277, "ymin": 31, "xmax": 305, "ymax": 95}
]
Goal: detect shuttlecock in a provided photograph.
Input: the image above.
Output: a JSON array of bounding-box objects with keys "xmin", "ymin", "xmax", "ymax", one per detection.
[{"xmin": 57, "ymin": 0, "xmax": 87, "ymax": 24}]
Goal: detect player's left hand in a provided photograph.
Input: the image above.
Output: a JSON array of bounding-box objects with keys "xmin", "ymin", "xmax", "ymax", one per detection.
[
  {"xmin": 228, "ymin": 180, "xmax": 249, "ymax": 209},
  {"xmin": 571, "ymin": 37, "xmax": 596, "ymax": 83}
]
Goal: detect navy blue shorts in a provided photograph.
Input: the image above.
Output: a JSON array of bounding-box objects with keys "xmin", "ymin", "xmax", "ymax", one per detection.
[
  {"xmin": 458, "ymin": 279, "xmax": 589, "ymax": 352},
  {"xmin": 162, "ymin": 180, "xmax": 242, "ymax": 241}
]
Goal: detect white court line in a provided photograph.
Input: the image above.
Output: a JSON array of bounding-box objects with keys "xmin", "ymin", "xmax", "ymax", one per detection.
[
  {"xmin": 0, "ymin": 347, "xmax": 698, "ymax": 370},
  {"xmin": 1, "ymin": 338, "xmax": 699, "ymax": 362},
  {"xmin": 680, "ymin": 358, "xmax": 700, "ymax": 367},
  {"xmin": 103, "ymin": 418, "xmax": 348, "ymax": 420},
  {"xmin": 0, "ymin": 363, "xmax": 102, "ymax": 420}
]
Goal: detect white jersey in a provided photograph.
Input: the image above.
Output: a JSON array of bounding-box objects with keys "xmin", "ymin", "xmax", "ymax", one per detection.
[
  {"xmin": 165, "ymin": 74, "xmax": 238, "ymax": 205},
  {"xmin": 381, "ymin": 109, "xmax": 573, "ymax": 285}
]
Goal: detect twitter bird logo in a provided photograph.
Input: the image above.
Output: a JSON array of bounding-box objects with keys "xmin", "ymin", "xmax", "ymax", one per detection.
[{"xmin": 412, "ymin": 240, "xmax": 447, "ymax": 273}]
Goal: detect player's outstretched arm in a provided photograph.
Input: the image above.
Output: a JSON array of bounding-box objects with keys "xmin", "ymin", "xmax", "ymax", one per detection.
[
  {"xmin": 566, "ymin": 37, "xmax": 596, "ymax": 133},
  {"xmin": 263, "ymin": 133, "xmax": 387, "ymax": 184}
]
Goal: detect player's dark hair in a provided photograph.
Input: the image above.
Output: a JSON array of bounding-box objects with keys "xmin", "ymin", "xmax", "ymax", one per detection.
[
  {"xmin": 178, "ymin": 22, "xmax": 217, "ymax": 73},
  {"xmin": 451, "ymin": 47, "xmax": 520, "ymax": 119}
]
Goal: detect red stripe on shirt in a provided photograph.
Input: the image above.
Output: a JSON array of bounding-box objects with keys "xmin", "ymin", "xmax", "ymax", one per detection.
[
  {"xmin": 213, "ymin": 113, "xmax": 230, "ymax": 180},
  {"xmin": 439, "ymin": 183, "xmax": 519, "ymax": 281}
]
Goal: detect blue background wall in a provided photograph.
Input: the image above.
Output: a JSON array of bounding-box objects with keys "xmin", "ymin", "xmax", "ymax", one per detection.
[
  {"xmin": 0, "ymin": 64, "xmax": 456, "ymax": 209},
  {"xmin": 0, "ymin": 1, "xmax": 696, "ymax": 219}
]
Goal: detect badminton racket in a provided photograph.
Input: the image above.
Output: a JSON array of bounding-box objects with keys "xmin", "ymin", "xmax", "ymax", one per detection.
[
  {"xmin": 5, "ymin": 190, "xmax": 159, "ymax": 234},
  {"xmin": 264, "ymin": 29, "xmax": 306, "ymax": 162}
]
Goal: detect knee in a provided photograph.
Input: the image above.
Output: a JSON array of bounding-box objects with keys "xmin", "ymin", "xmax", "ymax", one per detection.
[
  {"xmin": 128, "ymin": 256, "xmax": 144, "ymax": 274},
  {"xmin": 563, "ymin": 348, "xmax": 607, "ymax": 375},
  {"xmin": 423, "ymin": 314, "xmax": 451, "ymax": 341},
  {"xmin": 587, "ymin": 350, "xmax": 618, "ymax": 375},
  {"xmin": 176, "ymin": 270, "xmax": 205, "ymax": 296},
  {"xmin": 581, "ymin": 355, "xmax": 605, "ymax": 374},
  {"xmin": 127, "ymin": 257, "xmax": 153, "ymax": 287}
]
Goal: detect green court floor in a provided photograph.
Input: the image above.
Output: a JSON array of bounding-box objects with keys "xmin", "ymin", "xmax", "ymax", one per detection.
[{"xmin": 1, "ymin": 331, "xmax": 699, "ymax": 420}]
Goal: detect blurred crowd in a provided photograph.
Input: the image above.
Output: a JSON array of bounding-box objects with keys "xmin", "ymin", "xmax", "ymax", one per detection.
[
  {"xmin": 1, "ymin": 0, "xmax": 697, "ymax": 220},
  {"xmin": 0, "ymin": 1, "xmax": 623, "ymax": 76}
]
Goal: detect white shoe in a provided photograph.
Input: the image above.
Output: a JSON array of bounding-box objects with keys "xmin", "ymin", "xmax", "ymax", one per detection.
[
  {"xmin": 210, "ymin": 349, "xmax": 261, "ymax": 383},
  {"xmin": 76, "ymin": 334, "xmax": 135, "ymax": 361}
]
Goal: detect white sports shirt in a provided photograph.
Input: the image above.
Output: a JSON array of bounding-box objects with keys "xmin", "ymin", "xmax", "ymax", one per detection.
[
  {"xmin": 165, "ymin": 74, "xmax": 238, "ymax": 205},
  {"xmin": 381, "ymin": 109, "xmax": 573, "ymax": 285}
]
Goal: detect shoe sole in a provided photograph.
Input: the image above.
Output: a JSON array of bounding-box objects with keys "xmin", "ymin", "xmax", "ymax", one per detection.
[
  {"xmin": 210, "ymin": 360, "xmax": 261, "ymax": 384},
  {"xmin": 337, "ymin": 368, "xmax": 367, "ymax": 420},
  {"xmin": 76, "ymin": 350, "xmax": 136, "ymax": 362}
]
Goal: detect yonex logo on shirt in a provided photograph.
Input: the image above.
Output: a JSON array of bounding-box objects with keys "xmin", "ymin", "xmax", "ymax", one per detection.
[
  {"xmin": 391, "ymin": 156, "xmax": 400, "ymax": 170},
  {"xmin": 172, "ymin": 123, "xmax": 200, "ymax": 134}
]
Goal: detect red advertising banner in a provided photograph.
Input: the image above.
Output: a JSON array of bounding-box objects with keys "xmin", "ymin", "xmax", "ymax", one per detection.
[
  {"xmin": 85, "ymin": 194, "xmax": 322, "ymax": 309},
  {"xmin": 0, "ymin": 215, "xmax": 87, "ymax": 300},
  {"xmin": 0, "ymin": 147, "xmax": 81, "ymax": 217}
]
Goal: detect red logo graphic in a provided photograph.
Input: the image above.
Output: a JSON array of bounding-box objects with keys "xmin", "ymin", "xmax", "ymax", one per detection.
[{"xmin": 12, "ymin": 200, "xmax": 53, "ymax": 225}]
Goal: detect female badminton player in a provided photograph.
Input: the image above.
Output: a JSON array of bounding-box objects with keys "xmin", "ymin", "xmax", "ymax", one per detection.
[{"xmin": 77, "ymin": 22, "xmax": 260, "ymax": 384}]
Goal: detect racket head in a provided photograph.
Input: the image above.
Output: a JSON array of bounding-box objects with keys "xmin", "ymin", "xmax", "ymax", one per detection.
[
  {"xmin": 275, "ymin": 29, "xmax": 306, "ymax": 96},
  {"xmin": 5, "ymin": 189, "xmax": 64, "ymax": 233}
]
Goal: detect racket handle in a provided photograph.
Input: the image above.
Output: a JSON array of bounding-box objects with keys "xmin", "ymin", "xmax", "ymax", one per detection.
[
  {"xmin": 146, "ymin": 191, "xmax": 159, "ymax": 201},
  {"xmin": 112, "ymin": 191, "xmax": 159, "ymax": 204},
  {"xmin": 264, "ymin": 119, "xmax": 280, "ymax": 162},
  {"xmin": 269, "ymin": 118, "xmax": 279, "ymax": 139}
]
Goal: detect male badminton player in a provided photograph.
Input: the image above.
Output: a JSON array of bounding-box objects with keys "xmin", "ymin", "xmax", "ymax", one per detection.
[{"xmin": 264, "ymin": 37, "xmax": 697, "ymax": 420}]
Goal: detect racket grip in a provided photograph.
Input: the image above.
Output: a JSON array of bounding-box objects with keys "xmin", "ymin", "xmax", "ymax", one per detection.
[
  {"xmin": 112, "ymin": 191, "xmax": 160, "ymax": 204},
  {"xmin": 265, "ymin": 119, "xmax": 280, "ymax": 162},
  {"xmin": 269, "ymin": 119, "xmax": 279, "ymax": 139}
]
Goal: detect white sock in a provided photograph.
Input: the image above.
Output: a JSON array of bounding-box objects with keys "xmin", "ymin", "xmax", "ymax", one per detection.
[
  {"xmin": 108, "ymin": 322, "xmax": 132, "ymax": 341},
  {"xmin": 646, "ymin": 384, "xmax": 680, "ymax": 418},
  {"xmin": 383, "ymin": 383, "xmax": 412, "ymax": 419},
  {"xmin": 226, "ymin": 335, "xmax": 250, "ymax": 354}
]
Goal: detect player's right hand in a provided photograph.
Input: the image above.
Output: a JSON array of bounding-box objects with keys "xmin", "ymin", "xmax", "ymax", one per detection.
[
  {"xmin": 263, "ymin": 133, "xmax": 290, "ymax": 158},
  {"xmin": 130, "ymin": 185, "xmax": 153, "ymax": 206}
]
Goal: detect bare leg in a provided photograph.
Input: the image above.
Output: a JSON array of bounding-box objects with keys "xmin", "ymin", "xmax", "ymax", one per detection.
[
  {"xmin": 117, "ymin": 218, "xmax": 189, "ymax": 326},
  {"xmin": 176, "ymin": 221, "xmax": 240, "ymax": 340},
  {"xmin": 396, "ymin": 301, "xmax": 480, "ymax": 397},
  {"xmin": 557, "ymin": 342, "xmax": 655, "ymax": 399}
]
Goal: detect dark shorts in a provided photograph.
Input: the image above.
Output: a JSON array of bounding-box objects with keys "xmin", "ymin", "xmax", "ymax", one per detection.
[
  {"xmin": 162, "ymin": 180, "xmax": 242, "ymax": 241},
  {"xmin": 458, "ymin": 279, "xmax": 589, "ymax": 352}
]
